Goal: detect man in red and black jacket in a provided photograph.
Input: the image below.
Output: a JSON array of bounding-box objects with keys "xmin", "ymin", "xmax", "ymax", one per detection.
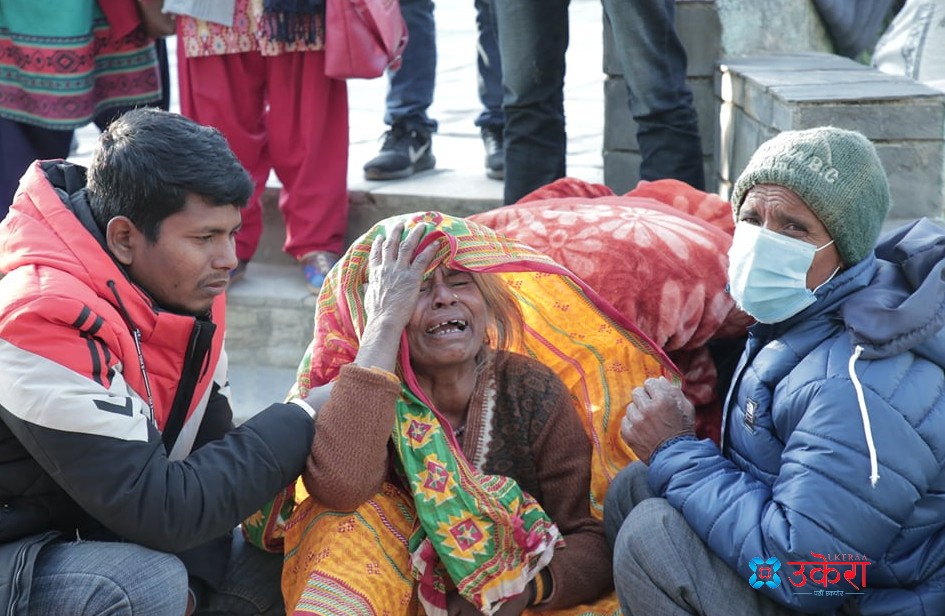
[{"xmin": 0, "ymin": 108, "xmax": 321, "ymax": 615}]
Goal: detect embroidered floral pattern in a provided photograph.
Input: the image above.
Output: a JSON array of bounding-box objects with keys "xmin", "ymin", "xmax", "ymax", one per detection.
[{"xmin": 177, "ymin": 0, "xmax": 324, "ymax": 58}]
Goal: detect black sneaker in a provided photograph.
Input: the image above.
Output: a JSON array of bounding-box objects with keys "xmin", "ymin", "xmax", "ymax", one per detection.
[
  {"xmin": 363, "ymin": 123, "xmax": 436, "ymax": 180},
  {"xmin": 481, "ymin": 125, "xmax": 504, "ymax": 180}
]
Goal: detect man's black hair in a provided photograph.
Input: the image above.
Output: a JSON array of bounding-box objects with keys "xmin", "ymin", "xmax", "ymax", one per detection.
[{"xmin": 86, "ymin": 108, "xmax": 254, "ymax": 241}]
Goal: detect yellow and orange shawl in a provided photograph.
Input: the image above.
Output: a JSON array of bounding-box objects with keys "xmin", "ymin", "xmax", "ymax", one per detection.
[{"xmin": 244, "ymin": 212, "xmax": 678, "ymax": 616}]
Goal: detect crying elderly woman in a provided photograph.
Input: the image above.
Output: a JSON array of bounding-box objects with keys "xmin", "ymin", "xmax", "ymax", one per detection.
[{"xmin": 244, "ymin": 212, "xmax": 677, "ymax": 616}]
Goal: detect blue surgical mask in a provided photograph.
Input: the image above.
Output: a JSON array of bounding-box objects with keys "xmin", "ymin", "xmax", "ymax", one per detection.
[{"xmin": 727, "ymin": 223, "xmax": 837, "ymax": 324}]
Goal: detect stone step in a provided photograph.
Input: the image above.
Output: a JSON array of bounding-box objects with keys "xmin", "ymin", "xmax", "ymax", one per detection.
[
  {"xmin": 251, "ymin": 166, "xmax": 505, "ymax": 268},
  {"xmin": 225, "ymin": 261, "xmax": 315, "ymax": 369}
]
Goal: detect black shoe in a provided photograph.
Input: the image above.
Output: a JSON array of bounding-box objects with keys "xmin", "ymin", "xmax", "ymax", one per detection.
[
  {"xmin": 363, "ymin": 123, "xmax": 436, "ymax": 180},
  {"xmin": 481, "ymin": 125, "xmax": 504, "ymax": 180}
]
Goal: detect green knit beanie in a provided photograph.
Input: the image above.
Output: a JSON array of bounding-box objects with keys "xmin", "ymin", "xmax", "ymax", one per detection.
[{"xmin": 731, "ymin": 127, "xmax": 891, "ymax": 265}]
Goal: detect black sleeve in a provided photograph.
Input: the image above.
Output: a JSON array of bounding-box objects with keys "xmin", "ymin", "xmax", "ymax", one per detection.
[
  {"xmin": 4, "ymin": 402, "xmax": 314, "ymax": 553},
  {"xmin": 177, "ymin": 384, "xmax": 236, "ymax": 589}
]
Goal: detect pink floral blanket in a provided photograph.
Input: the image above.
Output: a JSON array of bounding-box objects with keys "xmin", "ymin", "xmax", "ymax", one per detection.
[{"xmin": 470, "ymin": 178, "xmax": 753, "ymax": 443}]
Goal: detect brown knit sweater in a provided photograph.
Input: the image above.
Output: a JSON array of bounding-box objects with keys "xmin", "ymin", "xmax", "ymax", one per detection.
[{"xmin": 302, "ymin": 352, "xmax": 612, "ymax": 610}]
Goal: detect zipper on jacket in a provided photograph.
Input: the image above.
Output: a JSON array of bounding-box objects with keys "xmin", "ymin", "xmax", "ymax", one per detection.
[
  {"xmin": 161, "ymin": 318, "xmax": 215, "ymax": 453},
  {"xmin": 107, "ymin": 280, "xmax": 155, "ymax": 422}
]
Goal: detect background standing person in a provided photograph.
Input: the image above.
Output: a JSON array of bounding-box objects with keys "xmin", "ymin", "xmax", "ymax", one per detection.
[
  {"xmin": 363, "ymin": 0, "xmax": 507, "ymax": 181},
  {"xmin": 0, "ymin": 108, "xmax": 323, "ymax": 615},
  {"xmin": 493, "ymin": 0, "xmax": 704, "ymax": 204},
  {"xmin": 871, "ymin": 0, "xmax": 945, "ymax": 92},
  {"xmin": 174, "ymin": 0, "xmax": 349, "ymax": 292},
  {"xmin": 0, "ymin": 0, "xmax": 162, "ymax": 218},
  {"xmin": 604, "ymin": 126, "xmax": 945, "ymax": 615},
  {"xmin": 811, "ymin": 0, "xmax": 899, "ymax": 61}
]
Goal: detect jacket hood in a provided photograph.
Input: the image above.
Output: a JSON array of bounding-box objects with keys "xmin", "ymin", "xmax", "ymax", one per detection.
[
  {"xmin": 841, "ymin": 218, "xmax": 945, "ymax": 362},
  {"xmin": 0, "ymin": 160, "xmax": 152, "ymax": 324}
]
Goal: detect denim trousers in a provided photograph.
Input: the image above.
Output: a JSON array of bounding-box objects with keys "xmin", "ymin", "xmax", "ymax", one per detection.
[
  {"xmin": 27, "ymin": 532, "xmax": 284, "ymax": 615},
  {"xmin": 385, "ymin": 0, "xmax": 437, "ymax": 131},
  {"xmin": 385, "ymin": 0, "xmax": 503, "ymax": 131},
  {"xmin": 493, "ymin": 0, "xmax": 569, "ymax": 204},
  {"xmin": 601, "ymin": 0, "xmax": 704, "ymax": 190},
  {"xmin": 474, "ymin": 0, "xmax": 504, "ymax": 129},
  {"xmin": 494, "ymin": 0, "xmax": 704, "ymax": 204},
  {"xmin": 603, "ymin": 463, "xmax": 803, "ymax": 616}
]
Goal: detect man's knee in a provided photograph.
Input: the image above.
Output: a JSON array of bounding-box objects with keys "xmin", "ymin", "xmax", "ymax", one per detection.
[
  {"xmin": 612, "ymin": 497, "xmax": 683, "ymax": 578},
  {"xmin": 108, "ymin": 548, "xmax": 190, "ymax": 614},
  {"xmin": 610, "ymin": 461, "xmax": 649, "ymax": 502},
  {"xmin": 605, "ymin": 462, "xmax": 642, "ymax": 545},
  {"xmin": 604, "ymin": 461, "xmax": 653, "ymax": 544},
  {"xmin": 35, "ymin": 544, "xmax": 190, "ymax": 615}
]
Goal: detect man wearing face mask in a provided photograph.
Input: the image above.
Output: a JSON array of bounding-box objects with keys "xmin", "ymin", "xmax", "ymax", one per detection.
[{"xmin": 603, "ymin": 126, "xmax": 945, "ymax": 615}]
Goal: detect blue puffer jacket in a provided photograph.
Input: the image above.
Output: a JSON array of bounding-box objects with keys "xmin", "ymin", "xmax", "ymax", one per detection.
[{"xmin": 649, "ymin": 218, "xmax": 945, "ymax": 615}]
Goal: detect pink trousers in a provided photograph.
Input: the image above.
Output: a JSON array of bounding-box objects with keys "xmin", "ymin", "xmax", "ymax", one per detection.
[{"xmin": 178, "ymin": 48, "xmax": 349, "ymax": 261}]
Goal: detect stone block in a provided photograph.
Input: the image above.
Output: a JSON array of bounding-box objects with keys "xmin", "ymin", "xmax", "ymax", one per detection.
[
  {"xmin": 714, "ymin": 1, "xmax": 832, "ymax": 57},
  {"xmin": 726, "ymin": 107, "xmax": 773, "ymax": 185},
  {"xmin": 225, "ymin": 262, "xmax": 316, "ymax": 369},
  {"xmin": 603, "ymin": 77, "xmax": 634, "ymax": 151},
  {"xmin": 785, "ymin": 101, "xmax": 945, "ymax": 141},
  {"xmin": 676, "ymin": 1, "xmax": 721, "ymax": 78},
  {"xmin": 692, "ymin": 78, "xmax": 717, "ymax": 153},
  {"xmin": 718, "ymin": 55, "xmax": 945, "ymax": 137},
  {"xmin": 602, "ymin": 14, "xmax": 618, "ymax": 77},
  {"xmin": 716, "ymin": 103, "xmax": 777, "ymax": 198},
  {"xmin": 717, "ymin": 52, "xmax": 945, "ymax": 221},
  {"xmin": 715, "ymin": 100, "xmax": 734, "ymax": 187},
  {"xmin": 876, "ymin": 142, "xmax": 945, "ymax": 220},
  {"xmin": 733, "ymin": 77, "xmax": 778, "ymax": 132},
  {"xmin": 721, "ymin": 52, "xmax": 861, "ymax": 74}
]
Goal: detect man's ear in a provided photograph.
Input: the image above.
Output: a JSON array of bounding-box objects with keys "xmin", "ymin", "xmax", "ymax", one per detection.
[{"xmin": 106, "ymin": 216, "xmax": 140, "ymax": 266}]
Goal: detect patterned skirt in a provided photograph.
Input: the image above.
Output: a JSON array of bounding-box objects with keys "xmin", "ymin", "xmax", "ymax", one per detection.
[
  {"xmin": 0, "ymin": 2, "xmax": 161, "ymax": 129},
  {"xmin": 281, "ymin": 481, "xmax": 622, "ymax": 616}
]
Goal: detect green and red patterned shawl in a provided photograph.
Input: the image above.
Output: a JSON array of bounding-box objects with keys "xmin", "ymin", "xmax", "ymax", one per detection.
[
  {"xmin": 0, "ymin": 1, "xmax": 161, "ymax": 129},
  {"xmin": 291, "ymin": 211, "xmax": 678, "ymax": 615}
]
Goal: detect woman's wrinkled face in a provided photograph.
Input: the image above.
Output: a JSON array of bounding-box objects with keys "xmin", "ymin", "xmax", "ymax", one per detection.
[{"xmin": 406, "ymin": 267, "xmax": 487, "ymax": 374}]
